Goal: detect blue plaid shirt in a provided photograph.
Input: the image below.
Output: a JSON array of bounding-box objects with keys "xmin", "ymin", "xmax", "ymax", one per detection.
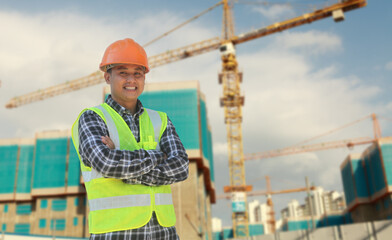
[{"xmin": 78, "ymin": 95, "xmax": 189, "ymax": 239}]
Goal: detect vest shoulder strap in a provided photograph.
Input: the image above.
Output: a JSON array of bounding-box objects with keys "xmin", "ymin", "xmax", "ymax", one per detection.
[
  {"xmin": 145, "ymin": 108, "xmax": 160, "ymax": 150},
  {"xmin": 93, "ymin": 104, "xmax": 121, "ymax": 149}
]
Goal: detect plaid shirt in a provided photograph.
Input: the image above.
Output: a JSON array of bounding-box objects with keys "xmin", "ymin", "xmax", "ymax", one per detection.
[{"xmin": 78, "ymin": 95, "xmax": 189, "ymax": 240}]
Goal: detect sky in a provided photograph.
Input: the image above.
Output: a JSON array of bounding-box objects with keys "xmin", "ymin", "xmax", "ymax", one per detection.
[{"xmin": 0, "ymin": 0, "xmax": 391, "ymax": 228}]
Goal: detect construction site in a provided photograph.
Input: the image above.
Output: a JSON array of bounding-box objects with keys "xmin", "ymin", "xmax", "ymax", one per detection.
[
  {"xmin": 1, "ymin": 81, "xmax": 215, "ymax": 239},
  {"xmin": 1, "ymin": 0, "xmax": 392, "ymax": 239}
]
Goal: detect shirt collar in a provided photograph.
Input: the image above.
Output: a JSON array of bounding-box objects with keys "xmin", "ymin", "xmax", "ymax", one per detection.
[{"xmin": 105, "ymin": 95, "xmax": 144, "ymax": 117}]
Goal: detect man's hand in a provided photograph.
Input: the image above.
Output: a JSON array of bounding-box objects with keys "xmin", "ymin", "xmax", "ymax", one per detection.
[{"xmin": 101, "ymin": 135, "xmax": 115, "ymax": 149}]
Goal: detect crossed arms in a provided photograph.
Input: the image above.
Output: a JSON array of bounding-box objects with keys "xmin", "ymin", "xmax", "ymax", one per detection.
[{"xmin": 78, "ymin": 109, "xmax": 189, "ymax": 186}]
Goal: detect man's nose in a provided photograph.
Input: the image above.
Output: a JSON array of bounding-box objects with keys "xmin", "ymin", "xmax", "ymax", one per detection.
[{"xmin": 125, "ymin": 75, "xmax": 137, "ymax": 82}]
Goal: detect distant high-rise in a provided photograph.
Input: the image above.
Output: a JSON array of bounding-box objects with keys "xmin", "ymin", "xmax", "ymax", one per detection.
[{"xmin": 280, "ymin": 188, "xmax": 345, "ymax": 221}]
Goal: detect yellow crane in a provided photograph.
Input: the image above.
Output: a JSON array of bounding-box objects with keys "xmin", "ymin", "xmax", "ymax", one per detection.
[{"xmin": 6, "ymin": 0, "xmax": 367, "ymax": 237}]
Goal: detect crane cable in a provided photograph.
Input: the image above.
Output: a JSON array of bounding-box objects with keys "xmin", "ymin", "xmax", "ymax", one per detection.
[
  {"xmin": 290, "ymin": 114, "xmax": 374, "ymax": 147},
  {"xmin": 143, "ymin": 1, "xmax": 223, "ymax": 48}
]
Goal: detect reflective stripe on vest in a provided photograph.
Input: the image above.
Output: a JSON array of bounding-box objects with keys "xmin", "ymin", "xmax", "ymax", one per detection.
[
  {"xmin": 145, "ymin": 108, "xmax": 162, "ymax": 151},
  {"xmin": 155, "ymin": 193, "xmax": 173, "ymax": 206},
  {"xmin": 82, "ymin": 168, "xmax": 103, "ymax": 183},
  {"xmin": 89, "ymin": 194, "xmax": 151, "ymax": 211},
  {"xmin": 89, "ymin": 193, "xmax": 172, "ymax": 211},
  {"xmin": 96, "ymin": 105, "xmax": 121, "ymax": 149}
]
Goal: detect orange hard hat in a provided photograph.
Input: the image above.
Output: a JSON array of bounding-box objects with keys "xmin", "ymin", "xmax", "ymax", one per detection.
[{"xmin": 100, "ymin": 38, "xmax": 150, "ymax": 73}]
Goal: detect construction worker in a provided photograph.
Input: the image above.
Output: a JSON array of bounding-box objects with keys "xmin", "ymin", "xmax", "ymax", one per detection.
[{"xmin": 72, "ymin": 38, "xmax": 189, "ymax": 240}]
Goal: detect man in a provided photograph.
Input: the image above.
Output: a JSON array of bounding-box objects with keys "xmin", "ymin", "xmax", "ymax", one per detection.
[{"xmin": 72, "ymin": 38, "xmax": 189, "ymax": 240}]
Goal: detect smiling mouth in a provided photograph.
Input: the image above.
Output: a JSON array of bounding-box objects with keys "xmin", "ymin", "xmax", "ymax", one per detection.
[{"xmin": 124, "ymin": 86, "xmax": 136, "ymax": 90}]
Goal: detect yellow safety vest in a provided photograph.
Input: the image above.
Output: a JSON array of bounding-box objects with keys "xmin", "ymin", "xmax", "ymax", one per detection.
[{"xmin": 72, "ymin": 103, "xmax": 176, "ymax": 234}]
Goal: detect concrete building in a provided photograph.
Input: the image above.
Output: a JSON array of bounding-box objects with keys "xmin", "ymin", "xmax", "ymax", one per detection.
[
  {"xmin": 212, "ymin": 217, "xmax": 222, "ymax": 233},
  {"xmin": 280, "ymin": 188, "xmax": 345, "ymax": 232},
  {"xmin": 281, "ymin": 200, "xmax": 303, "ymax": 220},
  {"xmin": 303, "ymin": 187, "xmax": 346, "ymax": 217},
  {"xmin": 0, "ymin": 81, "xmax": 215, "ymax": 240},
  {"xmin": 248, "ymin": 200, "xmax": 271, "ymax": 234},
  {"xmin": 323, "ymin": 190, "xmax": 346, "ymax": 213},
  {"xmin": 340, "ymin": 137, "xmax": 392, "ymax": 223},
  {"xmin": 212, "ymin": 217, "xmax": 223, "ymax": 240},
  {"xmin": 281, "ymin": 188, "xmax": 345, "ymax": 221}
]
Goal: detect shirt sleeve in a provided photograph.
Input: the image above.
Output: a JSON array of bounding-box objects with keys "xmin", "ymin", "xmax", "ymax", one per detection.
[
  {"xmin": 78, "ymin": 110, "xmax": 164, "ymax": 179},
  {"xmin": 122, "ymin": 117, "xmax": 189, "ymax": 186}
]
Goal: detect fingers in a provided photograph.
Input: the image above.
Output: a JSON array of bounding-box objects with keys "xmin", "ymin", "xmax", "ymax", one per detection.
[
  {"xmin": 101, "ymin": 135, "xmax": 108, "ymax": 145},
  {"xmin": 101, "ymin": 135, "xmax": 115, "ymax": 149}
]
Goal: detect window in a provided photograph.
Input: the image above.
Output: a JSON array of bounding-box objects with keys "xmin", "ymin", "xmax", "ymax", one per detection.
[
  {"xmin": 39, "ymin": 219, "xmax": 46, "ymax": 229},
  {"xmin": 52, "ymin": 199, "xmax": 67, "ymax": 211},
  {"xmin": 41, "ymin": 199, "xmax": 48, "ymax": 209},
  {"xmin": 376, "ymin": 202, "xmax": 382, "ymax": 211},
  {"xmin": 73, "ymin": 217, "xmax": 78, "ymax": 226},
  {"xmin": 14, "ymin": 224, "xmax": 30, "ymax": 234},
  {"xmin": 384, "ymin": 198, "xmax": 389, "ymax": 209},
  {"xmin": 51, "ymin": 219, "xmax": 66, "ymax": 231},
  {"xmin": 16, "ymin": 204, "xmax": 32, "ymax": 215}
]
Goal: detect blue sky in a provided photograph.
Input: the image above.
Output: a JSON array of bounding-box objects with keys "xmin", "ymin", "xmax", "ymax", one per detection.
[{"xmin": 0, "ymin": 0, "xmax": 391, "ymax": 227}]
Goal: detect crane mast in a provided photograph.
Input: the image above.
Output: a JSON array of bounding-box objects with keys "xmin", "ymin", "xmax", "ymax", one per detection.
[
  {"xmin": 220, "ymin": 0, "xmax": 251, "ymax": 237},
  {"xmin": 220, "ymin": 46, "xmax": 249, "ymax": 236}
]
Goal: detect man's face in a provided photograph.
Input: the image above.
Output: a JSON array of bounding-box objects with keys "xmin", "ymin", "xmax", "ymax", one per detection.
[{"xmin": 104, "ymin": 64, "xmax": 145, "ymax": 109}]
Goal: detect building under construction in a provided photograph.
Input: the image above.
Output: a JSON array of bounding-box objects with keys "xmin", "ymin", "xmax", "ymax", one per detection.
[
  {"xmin": 341, "ymin": 137, "xmax": 392, "ymax": 223},
  {"xmin": 265, "ymin": 137, "xmax": 392, "ymax": 233},
  {"xmin": 0, "ymin": 81, "xmax": 215, "ymax": 240}
]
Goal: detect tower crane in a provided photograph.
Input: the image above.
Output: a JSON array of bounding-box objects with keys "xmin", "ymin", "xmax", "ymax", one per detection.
[{"xmin": 5, "ymin": 0, "xmax": 367, "ymax": 237}]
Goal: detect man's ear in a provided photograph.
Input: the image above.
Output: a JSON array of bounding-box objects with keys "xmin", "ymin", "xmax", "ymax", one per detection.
[{"xmin": 104, "ymin": 72, "xmax": 111, "ymax": 84}]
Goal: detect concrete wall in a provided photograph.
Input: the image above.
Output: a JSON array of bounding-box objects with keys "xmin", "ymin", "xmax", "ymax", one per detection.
[
  {"xmin": 221, "ymin": 219, "xmax": 392, "ymax": 240},
  {"xmin": 0, "ymin": 195, "xmax": 87, "ymax": 238},
  {"xmin": 173, "ymin": 161, "xmax": 213, "ymax": 240}
]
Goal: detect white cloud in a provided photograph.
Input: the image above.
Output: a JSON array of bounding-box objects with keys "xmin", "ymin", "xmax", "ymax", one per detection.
[
  {"xmin": 386, "ymin": 61, "xmax": 392, "ymax": 70},
  {"xmin": 253, "ymin": 5, "xmax": 295, "ymax": 21},
  {"xmin": 0, "ymin": 8, "xmax": 217, "ymax": 139},
  {"xmin": 386, "ymin": 102, "xmax": 392, "ymax": 111},
  {"xmin": 274, "ymin": 30, "xmax": 342, "ymax": 55},
  {"xmin": 213, "ymin": 141, "xmax": 229, "ymax": 157},
  {"xmin": 239, "ymin": 41, "xmax": 379, "ymax": 144}
]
